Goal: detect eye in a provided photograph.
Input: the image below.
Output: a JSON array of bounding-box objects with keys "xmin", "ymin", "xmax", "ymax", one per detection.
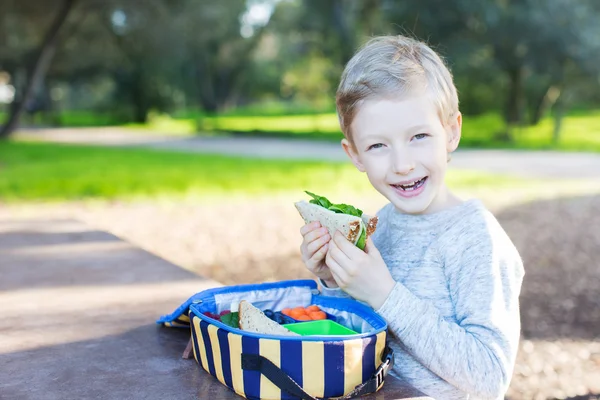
[
  {"xmin": 413, "ymin": 133, "xmax": 429, "ymax": 140},
  {"xmin": 367, "ymin": 143, "xmax": 384, "ymax": 151}
]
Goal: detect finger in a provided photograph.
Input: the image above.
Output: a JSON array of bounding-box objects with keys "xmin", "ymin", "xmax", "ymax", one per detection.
[
  {"xmin": 329, "ymin": 269, "xmax": 344, "ymax": 288},
  {"xmin": 326, "ymin": 251, "xmax": 349, "ymax": 285},
  {"xmin": 304, "ymin": 227, "xmax": 329, "ymax": 245},
  {"xmin": 364, "ymin": 237, "xmax": 379, "ymax": 255},
  {"xmin": 329, "ymin": 242, "xmax": 351, "ymax": 266},
  {"xmin": 333, "ymin": 230, "xmax": 361, "ymax": 259},
  {"xmin": 306, "ymin": 232, "xmax": 331, "ymax": 255},
  {"xmin": 300, "ymin": 221, "xmax": 321, "ymax": 235},
  {"xmin": 327, "ymin": 239, "xmax": 351, "ymax": 269},
  {"xmin": 308, "ymin": 242, "xmax": 329, "ymax": 264}
]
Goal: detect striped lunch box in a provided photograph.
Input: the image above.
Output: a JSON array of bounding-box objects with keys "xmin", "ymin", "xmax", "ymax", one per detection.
[{"xmin": 158, "ymin": 279, "xmax": 393, "ymax": 400}]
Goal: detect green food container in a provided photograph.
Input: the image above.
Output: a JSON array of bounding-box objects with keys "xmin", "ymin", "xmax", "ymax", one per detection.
[{"xmin": 283, "ymin": 319, "xmax": 358, "ymax": 336}]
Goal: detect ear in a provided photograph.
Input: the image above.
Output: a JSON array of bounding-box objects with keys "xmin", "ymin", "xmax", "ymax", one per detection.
[
  {"xmin": 341, "ymin": 138, "xmax": 366, "ymax": 172},
  {"xmin": 446, "ymin": 112, "xmax": 462, "ymax": 153}
]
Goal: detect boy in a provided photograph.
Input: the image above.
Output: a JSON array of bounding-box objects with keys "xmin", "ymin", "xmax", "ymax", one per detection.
[{"xmin": 299, "ymin": 35, "xmax": 524, "ymax": 400}]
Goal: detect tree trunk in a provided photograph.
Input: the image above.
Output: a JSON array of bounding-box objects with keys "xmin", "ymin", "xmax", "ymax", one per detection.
[
  {"xmin": 552, "ymin": 94, "xmax": 566, "ymax": 144},
  {"xmin": 505, "ymin": 66, "xmax": 525, "ymax": 127},
  {"xmin": 196, "ymin": 51, "xmax": 217, "ymax": 113},
  {"xmin": 529, "ymin": 85, "xmax": 550, "ymax": 125},
  {"xmin": 498, "ymin": 66, "xmax": 525, "ymax": 142},
  {"xmin": 0, "ymin": 0, "xmax": 78, "ymax": 139},
  {"xmin": 530, "ymin": 85, "xmax": 562, "ymax": 126},
  {"xmin": 132, "ymin": 89, "xmax": 149, "ymax": 123},
  {"xmin": 196, "ymin": 28, "xmax": 264, "ymax": 113},
  {"xmin": 131, "ymin": 68, "xmax": 149, "ymax": 123}
]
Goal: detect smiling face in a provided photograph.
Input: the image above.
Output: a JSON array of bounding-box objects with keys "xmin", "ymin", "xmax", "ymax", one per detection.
[{"xmin": 342, "ymin": 95, "xmax": 462, "ymax": 215}]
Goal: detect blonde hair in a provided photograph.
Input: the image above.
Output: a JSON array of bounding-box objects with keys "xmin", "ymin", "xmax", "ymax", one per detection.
[{"xmin": 336, "ymin": 35, "xmax": 459, "ymax": 146}]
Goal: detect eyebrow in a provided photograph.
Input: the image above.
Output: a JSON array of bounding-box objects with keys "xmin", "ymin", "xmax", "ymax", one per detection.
[
  {"xmin": 404, "ymin": 124, "xmax": 434, "ymax": 133},
  {"xmin": 361, "ymin": 124, "xmax": 434, "ymax": 141}
]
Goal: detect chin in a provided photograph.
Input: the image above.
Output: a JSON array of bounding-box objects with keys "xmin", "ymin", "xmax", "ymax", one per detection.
[
  {"xmin": 384, "ymin": 192, "xmax": 430, "ymax": 214},
  {"xmin": 393, "ymin": 201, "xmax": 432, "ymax": 215},
  {"xmin": 380, "ymin": 187, "xmax": 434, "ymax": 215}
]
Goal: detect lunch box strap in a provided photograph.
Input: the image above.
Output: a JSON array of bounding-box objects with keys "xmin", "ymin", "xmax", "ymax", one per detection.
[{"xmin": 241, "ymin": 344, "xmax": 394, "ymax": 400}]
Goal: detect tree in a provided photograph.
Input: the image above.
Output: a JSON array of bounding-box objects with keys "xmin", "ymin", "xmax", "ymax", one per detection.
[
  {"xmin": 97, "ymin": 1, "xmax": 182, "ymax": 122},
  {"xmin": 0, "ymin": 0, "xmax": 78, "ymax": 138},
  {"xmin": 171, "ymin": 0, "xmax": 272, "ymax": 112},
  {"xmin": 383, "ymin": 0, "xmax": 600, "ymax": 141}
]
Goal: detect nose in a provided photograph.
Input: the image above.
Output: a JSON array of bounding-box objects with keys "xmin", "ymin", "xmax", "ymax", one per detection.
[{"xmin": 391, "ymin": 147, "xmax": 415, "ymax": 175}]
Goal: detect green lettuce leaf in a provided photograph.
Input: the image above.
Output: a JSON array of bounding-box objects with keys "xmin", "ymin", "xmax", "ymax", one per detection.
[
  {"xmin": 305, "ymin": 191, "xmax": 363, "ymax": 217},
  {"xmin": 356, "ymin": 226, "xmax": 366, "ymax": 250},
  {"xmin": 328, "ymin": 204, "xmax": 363, "ymax": 217},
  {"xmin": 220, "ymin": 312, "xmax": 239, "ymax": 328},
  {"xmin": 305, "ymin": 191, "xmax": 332, "ymax": 209}
]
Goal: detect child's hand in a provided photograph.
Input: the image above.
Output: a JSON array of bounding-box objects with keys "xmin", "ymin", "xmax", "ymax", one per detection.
[
  {"xmin": 326, "ymin": 231, "xmax": 395, "ymax": 309},
  {"xmin": 300, "ymin": 222, "xmax": 337, "ymax": 287}
]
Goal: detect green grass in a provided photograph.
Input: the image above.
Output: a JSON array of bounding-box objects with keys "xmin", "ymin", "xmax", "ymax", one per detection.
[
  {"xmin": 0, "ymin": 141, "xmax": 531, "ymax": 203},
  {"xmin": 48, "ymin": 111, "xmax": 129, "ymax": 127},
  {"xmin": 214, "ymin": 101, "xmax": 335, "ymax": 117},
  {"xmin": 123, "ymin": 112, "xmax": 197, "ymax": 135},
  {"xmin": 51, "ymin": 110, "xmax": 196, "ymax": 133},
  {"xmin": 198, "ymin": 112, "xmax": 600, "ymax": 152},
  {"xmin": 199, "ymin": 114, "xmax": 341, "ymax": 135},
  {"xmin": 460, "ymin": 113, "xmax": 600, "ymax": 151},
  {"xmin": 176, "ymin": 101, "xmax": 335, "ymax": 118}
]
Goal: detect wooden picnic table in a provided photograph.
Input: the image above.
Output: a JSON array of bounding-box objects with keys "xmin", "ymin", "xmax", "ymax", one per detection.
[{"xmin": 0, "ymin": 218, "xmax": 432, "ymax": 400}]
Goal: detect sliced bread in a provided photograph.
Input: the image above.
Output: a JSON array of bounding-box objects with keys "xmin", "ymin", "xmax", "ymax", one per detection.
[
  {"xmin": 238, "ymin": 300, "xmax": 300, "ymax": 336},
  {"xmin": 294, "ymin": 200, "xmax": 378, "ymax": 245}
]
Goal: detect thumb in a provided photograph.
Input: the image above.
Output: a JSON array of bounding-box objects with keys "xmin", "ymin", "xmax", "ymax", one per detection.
[{"xmin": 364, "ymin": 237, "xmax": 379, "ymax": 255}]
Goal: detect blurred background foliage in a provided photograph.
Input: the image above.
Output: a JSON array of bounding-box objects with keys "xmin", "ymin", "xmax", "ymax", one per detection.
[{"xmin": 2, "ymin": 0, "xmax": 600, "ymax": 149}]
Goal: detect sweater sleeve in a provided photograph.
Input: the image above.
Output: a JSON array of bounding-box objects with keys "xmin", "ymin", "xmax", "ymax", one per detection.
[
  {"xmin": 376, "ymin": 215, "xmax": 524, "ymax": 399},
  {"xmin": 318, "ymin": 279, "xmax": 353, "ymax": 299}
]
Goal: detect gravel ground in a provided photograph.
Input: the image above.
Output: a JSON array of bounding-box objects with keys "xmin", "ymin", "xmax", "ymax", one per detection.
[{"xmin": 3, "ymin": 189, "xmax": 599, "ymax": 399}]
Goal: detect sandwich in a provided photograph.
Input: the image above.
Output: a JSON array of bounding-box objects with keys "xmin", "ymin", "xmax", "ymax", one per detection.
[
  {"xmin": 294, "ymin": 191, "xmax": 378, "ymax": 251},
  {"xmin": 238, "ymin": 300, "xmax": 300, "ymax": 336}
]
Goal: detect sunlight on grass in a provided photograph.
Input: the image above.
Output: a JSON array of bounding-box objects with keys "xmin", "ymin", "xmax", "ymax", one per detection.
[
  {"xmin": 200, "ymin": 114, "xmax": 341, "ymax": 134},
  {"xmin": 517, "ymin": 112, "xmax": 600, "ymax": 151},
  {"xmin": 123, "ymin": 112, "xmax": 197, "ymax": 135},
  {"xmin": 0, "ymin": 141, "xmax": 533, "ymax": 203},
  {"xmin": 55, "ymin": 111, "xmax": 128, "ymax": 127},
  {"xmin": 199, "ymin": 111, "xmax": 600, "ymax": 152}
]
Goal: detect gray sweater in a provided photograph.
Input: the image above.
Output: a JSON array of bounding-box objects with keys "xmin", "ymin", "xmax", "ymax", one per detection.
[{"xmin": 321, "ymin": 199, "xmax": 524, "ymax": 400}]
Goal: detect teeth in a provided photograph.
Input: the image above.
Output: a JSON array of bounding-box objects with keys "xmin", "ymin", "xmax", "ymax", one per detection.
[{"xmin": 394, "ymin": 178, "xmax": 425, "ymax": 191}]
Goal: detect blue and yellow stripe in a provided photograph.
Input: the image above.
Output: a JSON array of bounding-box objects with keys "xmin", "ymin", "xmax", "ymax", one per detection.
[
  {"xmin": 162, "ymin": 312, "xmax": 190, "ymax": 328},
  {"xmin": 190, "ymin": 315, "xmax": 387, "ymax": 400}
]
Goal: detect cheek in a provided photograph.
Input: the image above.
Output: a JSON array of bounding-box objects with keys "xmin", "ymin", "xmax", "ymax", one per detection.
[
  {"xmin": 430, "ymin": 154, "xmax": 449, "ymax": 182},
  {"xmin": 362, "ymin": 157, "xmax": 387, "ymax": 178},
  {"xmin": 421, "ymin": 141, "xmax": 447, "ymax": 166}
]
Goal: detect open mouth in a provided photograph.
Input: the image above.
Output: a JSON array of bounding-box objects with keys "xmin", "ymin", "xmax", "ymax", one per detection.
[{"xmin": 391, "ymin": 177, "xmax": 428, "ymax": 191}]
